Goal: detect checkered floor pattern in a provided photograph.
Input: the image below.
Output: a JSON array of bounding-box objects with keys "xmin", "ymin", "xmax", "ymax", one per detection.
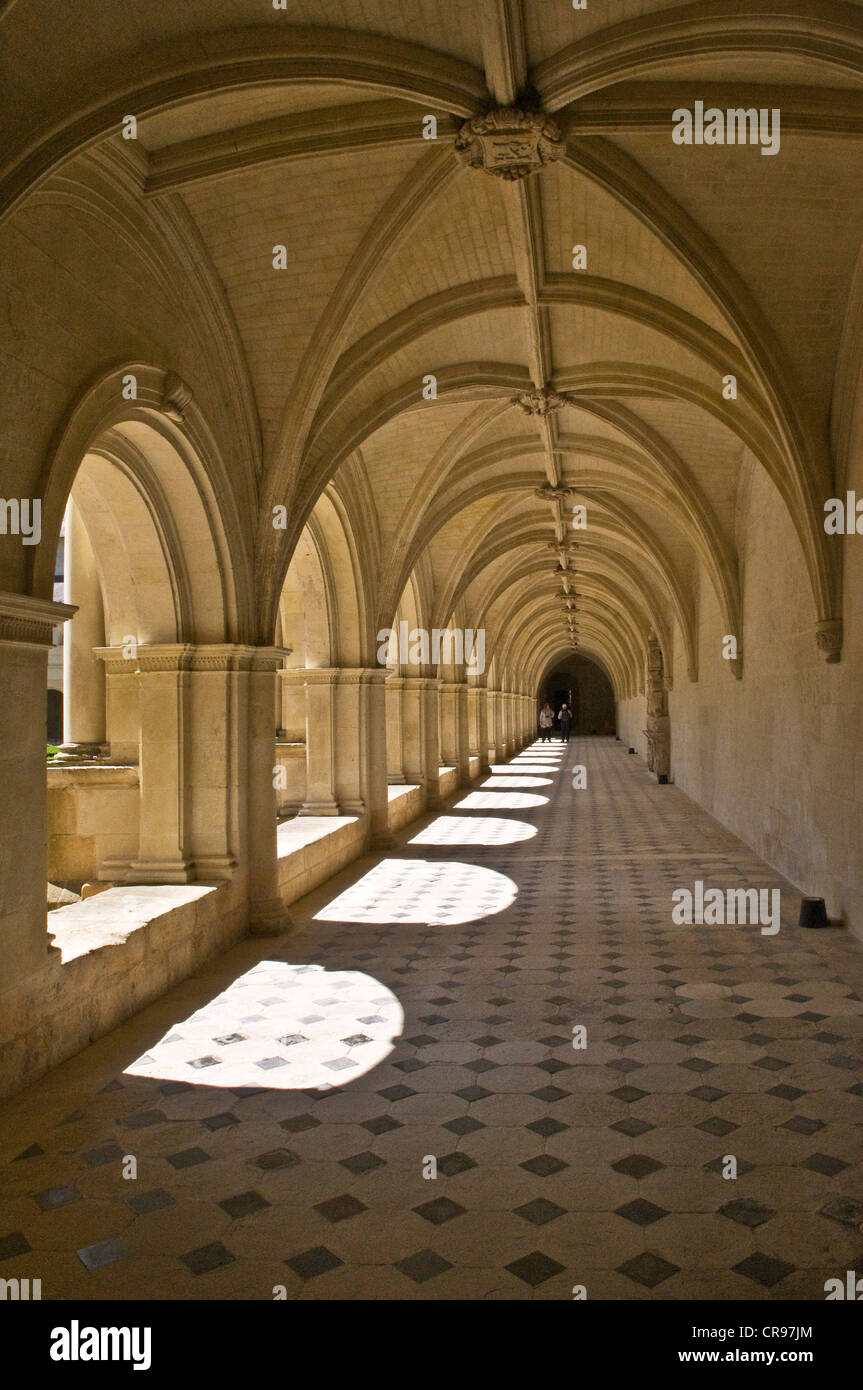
[{"xmin": 1, "ymin": 738, "xmax": 861, "ymax": 1299}]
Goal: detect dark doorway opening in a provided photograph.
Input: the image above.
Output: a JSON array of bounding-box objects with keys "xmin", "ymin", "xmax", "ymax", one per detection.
[{"xmin": 544, "ymin": 657, "xmax": 615, "ymax": 735}]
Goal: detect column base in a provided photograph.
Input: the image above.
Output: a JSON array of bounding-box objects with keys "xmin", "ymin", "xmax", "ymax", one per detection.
[
  {"xmin": 339, "ymin": 800, "xmax": 366, "ymax": 815},
  {"xmin": 299, "ymin": 800, "xmax": 341, "ymax": 816},
  {"xmin": 194, "ymin": 856, "xmax": 238, "ymax": 880},
  {"xmin": 370, "ymin": 831, "xmax": 397, "ymax": 850},
  {"xmin": 249, "ymin": 896, "xmax": 293, "ymax": 937},
  {"xmin": 53, "ymin": 742, "xmax": 110, "ymax": 763},
  {"xmin": 124, "ymin": 859, "xmax": 197, "ymax": 884}
]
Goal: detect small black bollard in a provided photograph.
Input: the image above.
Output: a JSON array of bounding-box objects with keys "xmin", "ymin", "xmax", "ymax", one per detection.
[
  {"xmin": 628, "ymin": 747, "xmax": 636, "ymax": 754},
  {"xmin": 799, "ymin": 896, "xmax": 828, "ymax": 929},
  {"xmin": 658, "ymin": 773, "xmax": 668, "ymax": 784}
]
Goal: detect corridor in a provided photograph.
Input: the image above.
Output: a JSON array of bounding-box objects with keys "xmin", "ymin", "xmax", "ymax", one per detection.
[{"xmin": 1, "ymin": 738, "xmax": 861, "ymax": 1301}]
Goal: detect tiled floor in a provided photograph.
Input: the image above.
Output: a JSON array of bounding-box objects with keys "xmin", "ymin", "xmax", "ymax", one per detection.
[{"xmin": 2, "ymin": 737, "xmax": 862, "ymax": 1300}]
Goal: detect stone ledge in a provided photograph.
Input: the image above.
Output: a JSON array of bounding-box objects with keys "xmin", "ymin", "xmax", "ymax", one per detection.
[
  {"xmin": 277, "ymin": 815, "xmax": 365, "ymax": 907},
  {"xmin": 47, "ymin": 764, "xmax": 139, "ymax": 787},
  {"xmin": 47, "ymin": 883, "xmax": 219, "ymax": 964},
  {"xmin": 0, "ymin": 879, "xmax": 245, "ymax": 1102}
]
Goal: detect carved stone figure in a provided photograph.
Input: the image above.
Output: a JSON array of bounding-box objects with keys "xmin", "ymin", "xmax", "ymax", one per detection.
[
  {"xmin": 644, "ymin": 635, "xmax": 671, "ymax": 780},
  {"xmin": 455, "ymin": 106, "xmax": 565, "ymax": 181}
]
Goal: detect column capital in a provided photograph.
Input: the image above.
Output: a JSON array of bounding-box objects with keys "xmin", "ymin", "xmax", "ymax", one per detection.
[
  {"xmin": 401, "ymin": 674, "xmax": 441, "ymax": 691},
  {"xmin": 0, "ymin": 591, "xmax": 76, "ymax": 647},
  {"xmin": 93, "ymin": 643, "xmax": 290, "ymax": 673}
]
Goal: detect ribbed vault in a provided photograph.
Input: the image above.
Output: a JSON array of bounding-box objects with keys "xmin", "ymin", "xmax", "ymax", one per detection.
[{"xmin": 6, "ymin": 0, "xmax": 862, "ymax": 697}]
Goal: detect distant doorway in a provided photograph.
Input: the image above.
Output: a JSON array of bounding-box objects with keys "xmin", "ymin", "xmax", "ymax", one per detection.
[{"xmin": 545, "ymin": 658, "xmax": 614, "ymax": 735}]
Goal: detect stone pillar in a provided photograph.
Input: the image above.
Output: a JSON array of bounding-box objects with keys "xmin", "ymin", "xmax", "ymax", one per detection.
[
  {"xmin": 440, "ymin": 681, "xmax": 459, "ymax": 768},
  {"xmin": 365, "ymin": 669, "xmax": 396, "ymax": 848},
  {"xmin": 279, "ymin": 666, "xmax": 306, "ymax": 742},
  {"xmin": 0, "ymin": 592, "xmax": 75, "ymax": 986},
  {"xmin": 468, "ymin": 682, "xmax": 491, "ymax": 773},
  {"xmin": 57, "ymin": 499, "xmax": 106, "ymax": 759},
  {"xmin": 333, "ymin": 668, "xmax": 367, "ymax": 815},
  {"xmin": 385, "ymin": 676, "xmax": 406, "ymax": 783},
  {"xmin": 185, "ymin": 646, "xmax": 245, "ymax": 880},
  {"xmin": 489, "ymin": 689, "xmax": 506, "ymax": 763},
  {"xmin": 401, "ymin": 676, "xmax": 442, "ymax": 808},
  {"xmin": 246, "ymin": 649, "xmax": 291, "ymax": 935},
  {"xmin": 126, "ymin": 645, "xmax": 195, "ymax": 883},
  {"xmin": 454, "ymin": 681, "xmax": 471, "ymax": 783},
  {"xmin": 301, "ymin": 669, "xmax": 339, "ymax": 815},
  {"xmin": 423, "ymin": 677, "xmax": 443, "ymax": 807}
]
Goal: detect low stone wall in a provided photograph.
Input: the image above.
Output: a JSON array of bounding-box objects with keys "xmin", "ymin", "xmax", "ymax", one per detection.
[
  {"xmin": 4, "ymin": 756, "xmax": 478, "ymax": 1101},
  {"xmin": 277, "ymin": 816, "xmax": 366, "ymax": 905},
  {"xmin": 0, "ymin": 880, "xmax": 246, "ymax": 1101},
  {"xmin": 438, "ymin": 765, "xmax": 460, "ymax": 799},
  {"xmin": 387, "ymin": 783, "xmax": 423, "ymax": 832},
  {"xmin": 47, "ymin": 764, "xmax": 139, "ymax": 884}
]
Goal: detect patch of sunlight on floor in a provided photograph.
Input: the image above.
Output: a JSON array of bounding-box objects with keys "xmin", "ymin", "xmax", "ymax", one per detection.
[
  {"xmin": 407, "ymin": 815, "xmax": 537, "ymax": 846},
  {"xmin": 313, "ymin": 857, "xmax": 517, "ymax": 925},
  {"xmin": 506, "ymin": 759, "xmax": 564, "ymax": 771},
  {"xmin": 124, "ymin": 961, "xmax": 403, "ymax": 1089},
  {"xmin": 480, "ymin": 775, "xmax": 552, "ymax": 788},
  {"xmin": 454, "ymin": 790, "xmax": 549, "ymax": 810}
]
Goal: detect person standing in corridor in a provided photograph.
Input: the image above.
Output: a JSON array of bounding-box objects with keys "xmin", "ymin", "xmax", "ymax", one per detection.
[
  {"xmin": 539, "ymin": 702, "xmax": 554, "ymax": 742},
  {"xmin": 558, "ymin": 702, "xmax": 572, "ymax": 742}
]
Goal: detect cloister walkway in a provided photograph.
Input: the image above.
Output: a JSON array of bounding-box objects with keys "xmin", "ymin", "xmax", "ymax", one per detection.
[{"xmin": 1, "ymin": 738, "xmax": 862, "ymax": 1300}]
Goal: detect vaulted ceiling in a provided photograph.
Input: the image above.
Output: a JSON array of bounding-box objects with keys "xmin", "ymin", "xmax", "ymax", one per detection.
[{"xmin": 3, "ymin": 0, "xmax": 862, "ymax": 692}]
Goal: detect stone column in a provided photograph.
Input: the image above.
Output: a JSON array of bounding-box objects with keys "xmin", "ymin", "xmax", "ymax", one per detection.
[
  {"xmin": 301, "ymin": 669, "xmax": 339, "ymax": 815},
  {"xmin": 333, "ymin": 668, "xmax": 367, "ymax": 815},
  {"xmin": 440, "ymin": 681, "xmax": 459, "ymax": 768},
  {"xmin": 401, "ymin": 676, "xmax": 442, "ymax": 808},
  {"xmin": 489, "ymin": 689, "xmax": 506, "ymax": 763},
  {"xmin": 246, "ymin": 648, "xmax": 291, "ymax": 935},
  {"xmin": 0, "ymin": 592, "xmax": 75, "ymax": 986},
  {"xmin": 468, "ymin": 682, "xmax": 491, "ymax": 773},
  {"xmin": 185, "ymin": 646, "xmax": 245, "ymax": 880},
  {"xmin": 454, "ymin": 681, "xmax": 471, "ymax": 783},
  {"xmin": 56, "ymin": 499, "xmax": 106, "ymax": 759},
  {"xmin": 365, "ymin": 669, "xmax": 396, "ymax": 848},
  {"xmin": 385, "ymin": 675, "xmax": 406, "ymax": 783},
  {"xmin": 126, "ymin": 645, "xmax": 195, "ymax": 883},
  {"xmin": 278, "ymin": 666, "xmax": 306, "ymax": 742}
]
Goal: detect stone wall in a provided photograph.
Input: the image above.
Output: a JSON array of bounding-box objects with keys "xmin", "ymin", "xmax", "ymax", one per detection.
[
  {"xmin": 666, "ymin": 458, "xmax": 863, "ymax": 939},
  {"xmin": 0, "ymin": 880, "xmax": 246, "ymax": 1101},
  {"xmin": 47, "ymin": 765, "xmax": 139, "ymax": 884}
]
